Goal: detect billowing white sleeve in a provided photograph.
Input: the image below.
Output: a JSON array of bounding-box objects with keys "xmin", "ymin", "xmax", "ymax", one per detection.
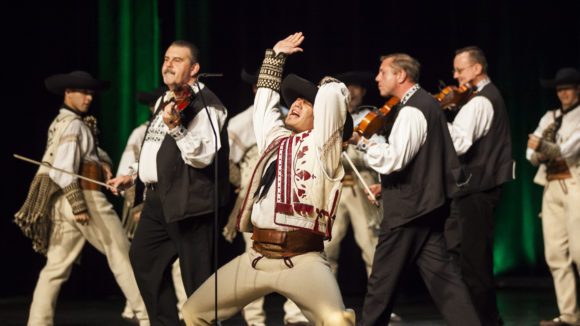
[
  {"xmin": 169, "ymin": 104, "xmax": 228, "ymax": 168},
  {"xmin": 561, "ymin": 132, "xmax": 580, "ymax": 158},
  {"xmin": 116, "ymin": 124, "xmax": 147, "ymax": 176},
  {"xmin": 364, "ymin": 106, "xmax": 427, "ymax": 175},
  {"xmin": 253, "ymin": 87, "xmax": 289, "ymax": 155},
  {"xmin": 447, "ymin": 96, "xmax": 494, "ymax": 155},
  {"xmin": 313, "ymin": 82, "xmax": 349, "ymax": 178}
]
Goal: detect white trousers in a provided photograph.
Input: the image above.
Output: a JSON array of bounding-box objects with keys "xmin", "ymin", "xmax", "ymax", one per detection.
[
  {"xmin": 542, "ymin": 178, "xmax": 580, "ymax": 325},
  {"xmin": 181, "ymin": 249, "xmax": 354, "ymax": 326},
  {"xmin": 324, "ymin": 185, "xmax": 378, "ymax": 277},
  {"xmin": 240, "ymin": 232, "xmax": 309, "ymax": 326},
  {"xmin": 28, "ymin": 190, "xmax": 148, "ymax": 326}
]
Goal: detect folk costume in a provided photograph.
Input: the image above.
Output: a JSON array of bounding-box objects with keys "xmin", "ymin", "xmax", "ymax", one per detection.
[
  {"xmin": 15, "ymin": 71, "xmax": 148, "ymax": 326},
  {"xmin": 182, "ymin": 50, "xmax": 355, "ymax": 326},
  {"xmin": 128, "ymin": 81, "xmax": 229, "ymax": 326},
  {"xmin": 527, "ymin": 68, "xmax": 580, "ymax": 326}
]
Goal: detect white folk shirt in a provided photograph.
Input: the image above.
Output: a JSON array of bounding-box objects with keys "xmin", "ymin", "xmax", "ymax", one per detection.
[
  {"xmin": 116, "ymin": 123, "xmax": 147, "ymax": 177},
  {"xmin": 361, "ymin": 84, "xmax": 428, "ymax": 175},
  {"xmin": 447, "ymin": 78, "xmax": 494, "ymax": 155},
  {"xmin": 50, "ymin": 109, "xmax": 100, "ymax": 189},
  {"xmin": 246, "ymin": 82, "xmax": 348, "ymax": 233},
  {"xmin": 138, "ymin": 82, "xmax": 227, "ymax": 184},
  {"xmin": 228, "ymin": 105, "xmax": 257, "ymax": 164}
]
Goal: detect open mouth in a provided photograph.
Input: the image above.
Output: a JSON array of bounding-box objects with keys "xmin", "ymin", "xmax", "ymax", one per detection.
[{"xmin": 290, "ymin": 110, "xmax": 301, "ymax": 118}]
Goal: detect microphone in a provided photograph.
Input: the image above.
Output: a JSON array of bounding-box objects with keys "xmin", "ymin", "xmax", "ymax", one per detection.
[{"xmin": 198, "ymin": 73, "xmax": 223, "ymax": 78}]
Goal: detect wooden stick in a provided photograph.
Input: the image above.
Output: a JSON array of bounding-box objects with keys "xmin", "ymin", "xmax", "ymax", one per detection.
[
  {"xmin": 13, "ymin": 154, "xmax": 118, "ymax": 190},
  {"xmin": 341, "ymin": 151, "xmax": 378, "ymax": 205}
]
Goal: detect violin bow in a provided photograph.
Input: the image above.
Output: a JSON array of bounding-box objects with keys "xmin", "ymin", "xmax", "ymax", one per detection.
[
  {"xmin": 341, "ymin": 151, "xmax": 380, "ymax": 206},
  {"xmin": 13, "ymin": 154, "xmax": 118, "ymax": 190}
]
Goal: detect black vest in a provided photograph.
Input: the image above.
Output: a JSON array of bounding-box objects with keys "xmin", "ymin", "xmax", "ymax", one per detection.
[
  {"xmin": 457, "ymin": 82, "xmax": 513, "ymax": 195},
  {"xmin": 138, "ymin": 85, "xmax": 230, "ymax": 223},
  {"xmin": 381, "ymin": 88, "xmax": 468, "ymax": 228}
]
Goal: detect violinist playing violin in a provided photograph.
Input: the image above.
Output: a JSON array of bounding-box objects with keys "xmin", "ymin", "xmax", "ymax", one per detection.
[
  {"xmin": 353, "ymin": 53, "xmax": 480, "ymax": 326},
  {"xmin": 108, "ymin": 40, "xmax": 229, "ymax": 326},
  {"xmin": 444, "ymin": 46, "xmax": 514, "ymax": 326}
]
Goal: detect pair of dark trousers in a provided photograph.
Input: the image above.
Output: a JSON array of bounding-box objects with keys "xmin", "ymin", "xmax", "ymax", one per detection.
[
  {"xmin": 129, "ymin": 186, "xmax": 213, "ymax": 326},
  {"xmin": 445, "ymin": 186, "xmax": 503, "ymax": 326},
  {"xmin": 360, "ymin": 206, "xmax": 481, "ymax": 326}
]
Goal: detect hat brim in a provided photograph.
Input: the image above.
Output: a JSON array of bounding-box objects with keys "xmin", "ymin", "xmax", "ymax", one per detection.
[
  {"xmin": 241, "ymin": 68, "xmax": 258, "ymax": 85},
  {"xmin": 137, "ymin": 86, "xmax": 168, "ymax": 106},
  {"xmin": 281, "ymin": 74, "xmax": 318, "ymax": 107},
  {"xmin": 334, "ymin": 71, "xmax": 375, "ymax": 87},
  {"xmin": 540, "ymin": 76, "xmax": 580, "ymax": 88},
  {"xmin": 45, "ymin": 71, "xmax": 110, "ymax": 95}
]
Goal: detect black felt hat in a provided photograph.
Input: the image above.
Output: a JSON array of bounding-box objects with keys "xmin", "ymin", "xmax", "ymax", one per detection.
[
  {"xmin": 334, "ymin": 71, "xmax": 375, "ymax": 88},
  {"xmin": 45, "ymin": 71, "xmax": 110, "ymax": 95},
  {"xmin": 281, "ymin": 74, "xmax": 318, "ymax": 107},
  {"xmin": 540, "ymin": 67, "xmax": 580, "ymax": 88},
  {"xmin": 136, "ymin": 86, "xmax": 168, "ymax": 106},
  {"xmin": 241, "ymin": 68, "xmax": 259, "ymax": 85}
]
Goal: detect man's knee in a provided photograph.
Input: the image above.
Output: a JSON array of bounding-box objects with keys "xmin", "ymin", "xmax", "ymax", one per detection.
[
  {"xmin": 323, "ymin": 308, "xmax": 355, "ymax": 326},
  {"xmin": 181, "ymin": 298, "xmax": 211, "ymax": 326}
]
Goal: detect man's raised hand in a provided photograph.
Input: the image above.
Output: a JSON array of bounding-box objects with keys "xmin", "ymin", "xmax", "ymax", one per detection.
[{"xmin": 273, "ymin": 32, "xmax": 305, "ymax": 56}]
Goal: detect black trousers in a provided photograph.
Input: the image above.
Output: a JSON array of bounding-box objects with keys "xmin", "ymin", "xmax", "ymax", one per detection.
[
  {"xmin": 360, "ymin": 205, "xmax": 481, "ymax": 326},
  {"xmin": 129, "ymin": 187, "xmax": 213, "ymax": 326},
  {"xmin": 445, "ymin": 186, "xmax": 503, "ymax": 326}
]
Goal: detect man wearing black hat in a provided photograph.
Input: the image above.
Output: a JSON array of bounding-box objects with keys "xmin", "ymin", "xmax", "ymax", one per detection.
[
  {"xmin": 445, "ymin": 46, "xmax": 514, "ymax": 326},
  {"xmin": 223, "ymin": 69, "xmax": 310, "ymax": 326},
  {"xmin": 527, "ymin": 67, "xmax": 580, "ymax": 326},
  {"xmin": 352, "ymin": 53, "xmax": 480, "ymax": 326},
  {"xmin": 115, "ymin": 86, "xmax": 188, "ymax": 322},
  {"xmin": 15, "ymin": 71, "xmax": 149, "ymax": 325},
  {"xmin": 182, "ymin": 32, "xmax": 355, "ymax": 326},
  {"xmin": 108, "ymin": 40, "xmax": 229, "ymax": 326}
]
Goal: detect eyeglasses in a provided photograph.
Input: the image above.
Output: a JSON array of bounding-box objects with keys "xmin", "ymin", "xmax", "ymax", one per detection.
[{"xmin": 452, "ymin": 64, "xmax": 475, "ymax": 75}]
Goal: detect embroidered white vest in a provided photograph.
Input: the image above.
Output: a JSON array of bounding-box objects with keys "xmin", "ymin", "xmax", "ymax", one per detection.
[{"xmin": 237, "ymin": 131, "xmax": 345, "ymax": 239}]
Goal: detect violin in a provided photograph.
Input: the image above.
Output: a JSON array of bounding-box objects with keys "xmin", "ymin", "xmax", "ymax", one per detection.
[
  {"xmin": 354, "ymin": 96, "xmax": 400, "ymax": 138},
  {"xmin": 162, "ymin": 84, "xmax": 195, "ymax": 124},
  {"xmin": 433, "ymin": 83, "xmax": 475, "ymax": 112}
]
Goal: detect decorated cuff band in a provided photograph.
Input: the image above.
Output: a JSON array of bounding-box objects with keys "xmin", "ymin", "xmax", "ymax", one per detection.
[
  {"xmin": 537, "ymin": 139, "xmax": 561, "ymax": 159},
  {"xmin": 63, "ymin": 182, "xmax": 88, "ymax": 215},
  {"xmin": 169, "ymin": 125, "xmax": 188, "ymax": 141},
  {"xmin": 256, "ymin": 49, "xmax": 287, "ymax": 92}
]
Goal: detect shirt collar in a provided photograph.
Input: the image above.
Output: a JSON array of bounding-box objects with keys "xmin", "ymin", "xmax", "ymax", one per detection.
[
  {"xmin": 476, "ymin": 77, "xmax": 491, "ymax": 91},
  {"xmin": 400, "ymin": 84, "xmax": 421, "ymax": 105}
]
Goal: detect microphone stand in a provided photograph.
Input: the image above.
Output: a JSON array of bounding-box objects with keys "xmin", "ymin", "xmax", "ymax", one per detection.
[{"xmin": 194, "ymin": 73, "xmax": 223, "ymax": 325}]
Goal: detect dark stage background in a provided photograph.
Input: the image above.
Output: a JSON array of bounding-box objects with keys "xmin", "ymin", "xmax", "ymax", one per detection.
[{"xmin": 2, "ymin": 0, "xmax": 579, "ymax": 301}]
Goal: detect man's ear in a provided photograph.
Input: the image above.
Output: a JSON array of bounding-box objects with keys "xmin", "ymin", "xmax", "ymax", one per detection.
[
  {"xmin": 473, "ymin": 63, "xmax": 483, "ymax": 76},
  {"xmin": 190, "ymin": 62, "xmax": 200, "ymax": 78},
  {"xmin": 398, "ymin": 70, "xmax": 407, "ymax": 84}
]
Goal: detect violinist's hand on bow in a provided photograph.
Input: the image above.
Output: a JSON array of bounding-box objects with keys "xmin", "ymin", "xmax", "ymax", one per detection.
[
  {"xmin": 365, "ymin": 184, "xmax": 382, "ymax": 205},
  {"xmin": 163, "ymin": 101, "xmax": 181, "ymax": 130},
  {"xmin": 107, "ymin": 175, "xmax": 134, "ymax": 196},
  {"xmin": 273, "ymin": 32, "xmax": 304, "ymax": 56}
]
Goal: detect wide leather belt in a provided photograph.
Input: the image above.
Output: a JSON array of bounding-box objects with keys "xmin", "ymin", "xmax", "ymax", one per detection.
[
  {"xmin": 546, "ymin": 158, "xmax": 572, "ymax": 181},
  {"xmin": 251, "ymin": 226, "xmax": 324, "ymax": 258},
  {"xmin": 79, "ymin": 162, "xmax": 103, "ymax": 191}
]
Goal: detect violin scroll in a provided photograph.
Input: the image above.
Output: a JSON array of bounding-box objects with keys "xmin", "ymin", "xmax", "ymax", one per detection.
[{"xmin": 434, "ymin": 83, "xmax": 475, "ymax": 112}]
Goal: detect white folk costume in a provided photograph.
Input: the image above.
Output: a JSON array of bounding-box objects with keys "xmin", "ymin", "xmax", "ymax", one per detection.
[
  {"xmin": 527, "ymin": 98, "xmax": 580, "ymax": 326},
  {"xmin": 225, "ymin": 104, "xmax": 309, "ymax": 326},
  {"xmin": 15, "ymin": 108, "xmax": 148, "ymax": 326},
  {"xmin": 182, "ymin": 49, "xmax": 354, "ymax": 326}
]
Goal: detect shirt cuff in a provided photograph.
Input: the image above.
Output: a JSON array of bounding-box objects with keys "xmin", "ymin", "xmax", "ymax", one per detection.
[
  {"xmin": 256, "ymin": 49, "xmax": 287, "ymax": 92},
  {"xmin": 63, "ymin": 182, "xmax": 88, "ymax": 215},
  {"xmin": 169, "ymin": 125, "xmax": 188, "ymax": 141}
]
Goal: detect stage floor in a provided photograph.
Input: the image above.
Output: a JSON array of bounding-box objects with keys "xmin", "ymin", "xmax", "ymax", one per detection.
[{"xmin": 0, "ymin": 283, "xmax": 562, "ymax": 326}]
